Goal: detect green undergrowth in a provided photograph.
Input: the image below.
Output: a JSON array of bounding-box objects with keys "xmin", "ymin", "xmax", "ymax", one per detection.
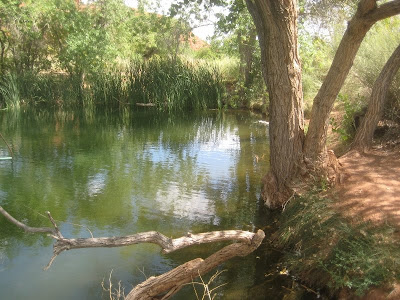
[{"xmin": 274, "ymin": 191, "xmax": 400, "ymax": 297}]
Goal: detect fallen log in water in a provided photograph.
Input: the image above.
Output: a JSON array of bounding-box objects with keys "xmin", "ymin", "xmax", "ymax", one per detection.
[{"xmin": 0, "ymin": 205, "xmax": 265, "ymax": 299}]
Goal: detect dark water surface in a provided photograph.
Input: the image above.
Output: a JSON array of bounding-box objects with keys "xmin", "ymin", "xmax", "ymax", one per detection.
[{"xmin": 0, "ymin": 108, "xmax": 290, "ymax": 299}]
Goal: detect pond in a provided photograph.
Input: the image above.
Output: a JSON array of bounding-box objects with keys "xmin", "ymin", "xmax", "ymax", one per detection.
[{"xmin": 0, "ymin": 108, "xmax": 290, "ymax": 299}]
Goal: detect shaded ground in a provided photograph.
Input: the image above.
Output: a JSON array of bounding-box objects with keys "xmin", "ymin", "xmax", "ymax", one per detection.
[
  {"xmin": 333, "ymin": 146, "xmax": 400, "ymax": 227},
  {"xmin": 330, "ymin": 145, "xmax": 400, "ymax": 300}
]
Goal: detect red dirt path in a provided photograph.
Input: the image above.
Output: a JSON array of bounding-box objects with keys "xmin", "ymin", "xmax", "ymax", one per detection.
[
  {"xmin": 333, "ymin": 147, "xmax": 400, "ymax": 227},
  {"xmin": 331, "ymin": 147, "xmax": 400, "ymax": 299}
]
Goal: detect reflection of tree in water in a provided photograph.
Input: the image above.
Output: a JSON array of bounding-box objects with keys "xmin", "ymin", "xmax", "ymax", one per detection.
[{"xmin": 0, "ymin": 109, "xmax": 270, "ymax": 299}]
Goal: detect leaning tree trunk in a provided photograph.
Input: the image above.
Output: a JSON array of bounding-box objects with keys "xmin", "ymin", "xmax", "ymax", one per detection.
[
  {"xmin": 246, "ymin": 0, "xmax": 305, "ymax": 209},
  {"xmin": 352, "ymin": 43, "xmax": 400, "ymax": 151},
  {"xmin": 304, "ymin": 0, "xmax": 400, "ymax": 167}
]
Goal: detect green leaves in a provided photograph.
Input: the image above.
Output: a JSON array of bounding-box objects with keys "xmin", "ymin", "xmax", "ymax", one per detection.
[{"xmin": 0, "ymin": 0, "xmax": 196, "ymax": 76}]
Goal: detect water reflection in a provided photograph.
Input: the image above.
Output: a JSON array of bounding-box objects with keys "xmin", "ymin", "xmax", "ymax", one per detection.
[{"xmin": 0, "ymin": 108, "xmax": 270, "ymax": 299}]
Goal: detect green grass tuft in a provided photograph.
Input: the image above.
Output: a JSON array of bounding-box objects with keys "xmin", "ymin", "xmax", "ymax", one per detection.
[{"xmin": 0, "ymin": 73, "xmax": 20, "ymax": 109}]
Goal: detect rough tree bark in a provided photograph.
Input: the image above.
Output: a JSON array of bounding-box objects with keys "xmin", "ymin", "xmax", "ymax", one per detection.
[
  {"xmin": 245, "ymin": 0, "xmax": 400, "ymax": 208},
  {"xmin": 352, "ymin": 43, "xmax": 400, "ymax": 151},
  {"xmin": 0, "ymin": 206, "xmax": 264, "ymax": 299},
  {"xmin": 245, "ymin": 0, "xmax": 305, "ymax": 209},
  {"xmin": 304, "ymin": 0, "xmax": 400, "ymax": 165}
]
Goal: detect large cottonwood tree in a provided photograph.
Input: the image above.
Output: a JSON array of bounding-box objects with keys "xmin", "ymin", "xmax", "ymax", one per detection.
[
  {"xmin": 245, "ymin": 0, "xmax": 304, "ymax": 208},
  {"xmin": 245, "ymin": 0, "xmax": 400, "ymax": 208}
]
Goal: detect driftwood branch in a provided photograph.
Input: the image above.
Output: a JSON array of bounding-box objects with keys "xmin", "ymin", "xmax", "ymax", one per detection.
[
  {"xmin": 0, "ymin": 206, "xmax": 57, "ymax": 235},
  {"xmin": 0, "ymin": 206, "xmax": 265, "ymax": 298},
  {"xmin": 126, "ymin": 229, "xmax": 265, "ymax": 300},
  {"xmin": 51, "ymin": 230, "xmax": 255, "ymax": 254}
]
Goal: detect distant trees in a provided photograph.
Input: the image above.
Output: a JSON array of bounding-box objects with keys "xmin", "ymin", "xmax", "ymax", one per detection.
[
  {"xmin": 0, "ymin": 0, "xmax": 51, "ymax": 74},
  {"xmin": 0, "ymin": 0, "xmax": 193, "ymax": 77},
  {"xmin": 214, "ymin": 0, "xmax": 258, "ymax": 88}
]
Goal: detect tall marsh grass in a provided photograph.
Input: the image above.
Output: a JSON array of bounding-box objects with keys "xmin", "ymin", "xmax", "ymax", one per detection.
[
  {"xmin": 0, "ymin": 73, "xmax": 20, "ymax": 109},
  {"xmin": 3, "ymin": 58, "xmax": 224, "ymax": 112},
  {"xmin": 16, "ymin": 72, "xmax": 83, "ymax": 106},
  {"xmin": 0, "ymin": 72, "xmax": 83, "ymax": 108},
  {"xmin": 91, "ymin": 57, "xmax": 224, "ymax": 111}
]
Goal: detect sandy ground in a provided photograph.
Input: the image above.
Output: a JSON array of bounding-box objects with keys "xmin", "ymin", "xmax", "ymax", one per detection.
[{"xmin": 333, "ymin": 147, "xmax": 400, "ymax": 227}]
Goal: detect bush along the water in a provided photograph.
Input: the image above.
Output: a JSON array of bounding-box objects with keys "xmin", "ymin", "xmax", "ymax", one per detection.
[{"xmin": 273, "ymin": 191, "xmax": 400, "ymax": 297}]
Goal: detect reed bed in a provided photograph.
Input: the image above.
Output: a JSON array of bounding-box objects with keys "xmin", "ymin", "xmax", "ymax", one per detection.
[
  {"xmin": 0, "ymin": 72, "xmax": 84, "ymax": 108},
  {"xmin": 0, "ymin": 57, "xmax": 224, "ymax": 111},
  {"xmin": 91, "ymin": 57, "xmax": 224, "ymax": 111},
  {"xmin": 0, "ymin": 73, "xmax": 20, "ymax": 109}
]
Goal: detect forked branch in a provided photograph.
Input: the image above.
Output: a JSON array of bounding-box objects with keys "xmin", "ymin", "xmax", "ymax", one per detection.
[
  {"xmin": 126, "ymin": 229, "xmax": 265, "ymax": 299},
  {"xmin": 0, "ymin": 206, "xmax": 58, "ymax": 236},
  {"xmin": 0, "ymin": 206, "xmax": 265, "ymax": 293}
]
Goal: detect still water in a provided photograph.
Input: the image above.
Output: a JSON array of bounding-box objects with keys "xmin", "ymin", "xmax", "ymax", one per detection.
[{"xmin": 0, "ymin": 108, "xmax": 276, "ymax": 299}]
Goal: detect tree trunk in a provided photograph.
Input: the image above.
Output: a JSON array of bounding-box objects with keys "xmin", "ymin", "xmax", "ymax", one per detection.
[
  {"xmin": 246, "ymin": 0, "xmax": 304, "ymax": 209},
  {"xmin": 243, "ymin": 0, "xmax": 400, "ymax": 208},
  {"xmin": 238, "ymin": 29, "xmax": 245, "ymax": 80},
  {"xmin": 304, "ymin": 0, "xmax": 400, "ymax": 165},
  {"xmin": 352, "ymin": 43, "xmax": 400, "ymax": 151},
  {"xmin": 0, "ymin": 29, "xmax": 6, "ymax": 74},
  {"xmin": 238, "ymin": 27, "xmax": 256, "ymax": 88},
  {"xmin": 243, "ymin": 29, "xmax": 256, "ymax": 88}
]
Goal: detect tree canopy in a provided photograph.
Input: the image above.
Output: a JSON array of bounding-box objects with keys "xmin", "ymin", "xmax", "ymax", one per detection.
[{"xmin": 0, "ymin": 0, "xmax": 194, "ymax": 76}]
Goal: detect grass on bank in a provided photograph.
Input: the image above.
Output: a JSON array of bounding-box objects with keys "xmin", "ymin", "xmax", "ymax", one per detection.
[
  {"xmin": 0, "ymin": 73, "xmax": 20, "ymax": 109},
  {"xmin": 0, "ymin": 57, "xmax": 225, "ymax": 112},
  {"xmin": 0, "ymin": 55, "xmax": 268, "ymax": 113},
  {"xmin": 273, "ymin": 191, "xmax": 400, "ymax": 297}
]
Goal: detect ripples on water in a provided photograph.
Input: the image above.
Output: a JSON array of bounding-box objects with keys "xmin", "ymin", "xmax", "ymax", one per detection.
[{"xmin": 0, "ymin": 109, "xmax": 274, "ymax": 299}]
